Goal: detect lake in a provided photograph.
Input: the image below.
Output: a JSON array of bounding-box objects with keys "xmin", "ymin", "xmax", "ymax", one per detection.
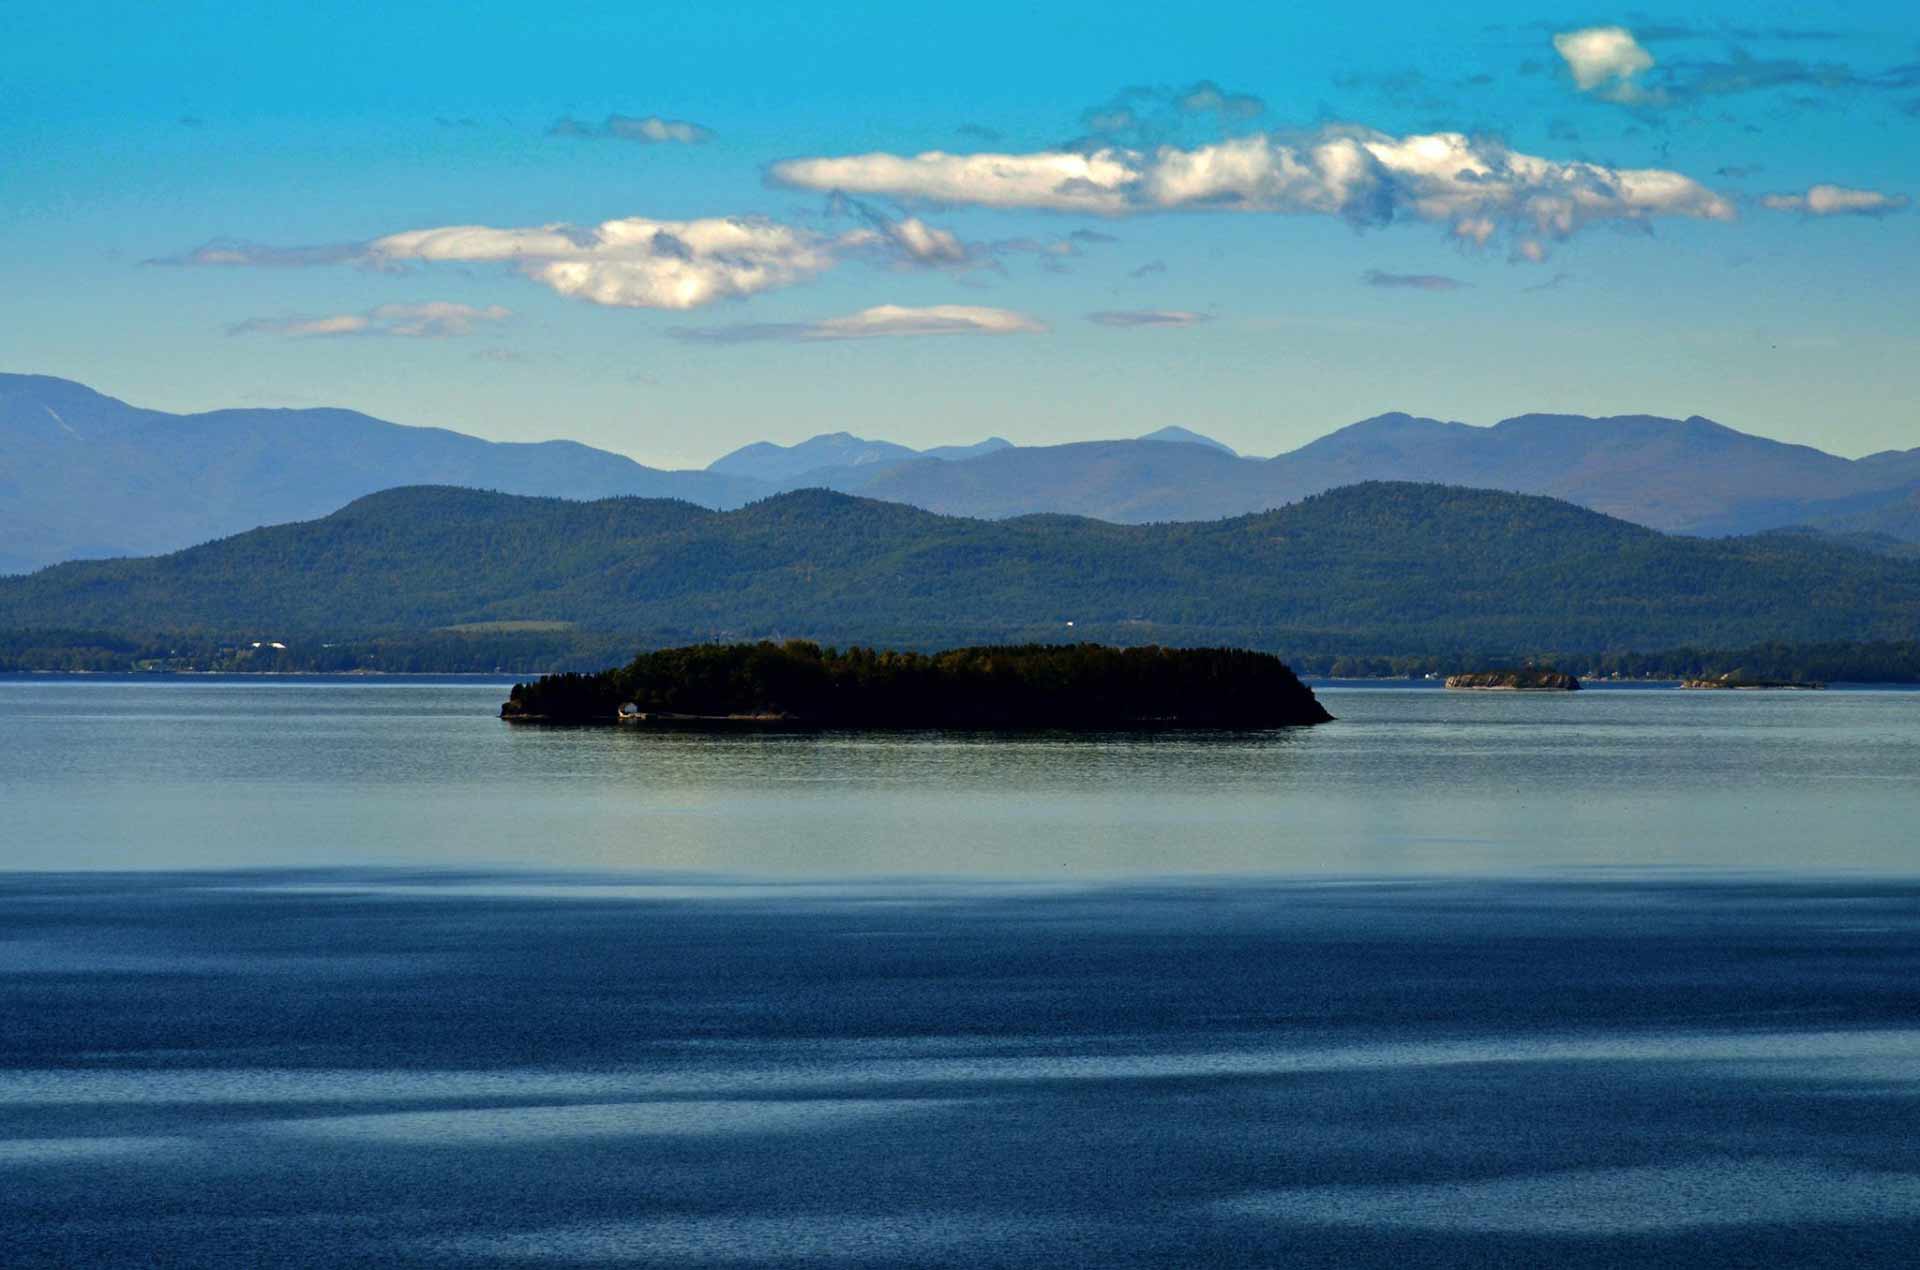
[
  {"xmin": 3, "ymin": 677, "xmax": 1919, "ymax": 1266},
  {"xmin": 5, "ymin": 676, "xmax": 1919, "ymax": 875}
]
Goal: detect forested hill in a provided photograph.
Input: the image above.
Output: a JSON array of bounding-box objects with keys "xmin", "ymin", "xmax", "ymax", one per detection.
[{"xmin": 3, "ymin": 482, "xmax": 1918, "ymax": 655}]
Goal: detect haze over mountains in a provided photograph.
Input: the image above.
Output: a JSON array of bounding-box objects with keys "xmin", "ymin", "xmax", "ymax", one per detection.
[
  {"xmin": 5, "ymin": 372, "xmax": 1918, "ymax": 574},
  {"xmin": 0, "ymin": 374, "xmax": 761, "ymax": 575}
]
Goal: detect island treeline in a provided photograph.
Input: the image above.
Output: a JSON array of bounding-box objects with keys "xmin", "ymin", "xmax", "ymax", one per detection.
[{"xmin": 502, "ymin": 641, "xmax": 1334, "ymax": 728}]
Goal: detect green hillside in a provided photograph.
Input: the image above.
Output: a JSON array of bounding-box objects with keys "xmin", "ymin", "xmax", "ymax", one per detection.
[{"xmin": 2, "ymin": 482, "xmax": 1917, "ymax": 657}]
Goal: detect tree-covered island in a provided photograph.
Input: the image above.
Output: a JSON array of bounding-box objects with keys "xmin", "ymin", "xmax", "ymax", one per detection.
[{"xmin": 502, "ymin": 641, "xmax": 1334, "ymax": 728}]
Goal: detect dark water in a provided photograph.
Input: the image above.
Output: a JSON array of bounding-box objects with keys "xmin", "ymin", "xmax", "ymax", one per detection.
[{"xmin": 4, "ymin": 680, "xmax": 1920, "ymax": 1265}]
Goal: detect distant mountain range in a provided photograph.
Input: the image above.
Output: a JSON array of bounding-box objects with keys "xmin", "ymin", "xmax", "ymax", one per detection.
[
  {"xmin": 0, "ymin": 374, "xmax": 761, "ymax": 575},
  {"xmin": 5, "ymin": 372, "xmax": 1918, "ymax": 574},
  {"xmin": 5, "ymin": 483, "xmax": 1917, "ymax": 656}
]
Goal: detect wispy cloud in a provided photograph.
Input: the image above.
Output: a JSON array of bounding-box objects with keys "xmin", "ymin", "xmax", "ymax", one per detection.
[
  {"xmin": 828, "ymin": 194, "xmax": 971, "ymax": 265},
  {"xmin": 549, "ymin": 114, "xmax": 713, "ymax": 143},
  {"xmin": 1362, "ymin": 270, "xmax": 1470, "ymax": 291},
  {"xmin": 1759, "ymin": 184, "xmax": 1910, "ymax": 217},
  {"xmin": 1086, "ymin": 309, "xmax": 1211, "ymax": 327},
  {"xmin": 1129, "ymin": 260, "xmax": 1168, "ymax": 278},
  {"xmin": 1074, "ymin": 80, "xmax": 1266, "ymax": 148},
  {"xmin": 670, "ymin": 304, "xmax": 1047, "ymax": 343},
  {"xmin": 825, "ymin": 194, "xmax": 1117, "ymax": 274},
  {"xmin": 1173, "ymin": 80, "xmax": 1265, "ymax": 119},
  {"xmin": 227, "ymin": 302, "xmax": 511, "ymax": 339},
  {"xmin": 146, "ymin": 238, "xmax": 370, "ymax": 268}
]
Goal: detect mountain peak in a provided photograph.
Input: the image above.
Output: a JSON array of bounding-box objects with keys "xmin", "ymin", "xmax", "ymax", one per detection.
[
  {"xmin": 1280, "ymin": 412, "xmax": 1468, "ymax": 460},
  {"xmin": 1137, "ymin": 425, "xmax": 1236, "ymax": 455},
  {"xmin": 708, "ymin": 433, "xmax": 918, "ymax": 482}
]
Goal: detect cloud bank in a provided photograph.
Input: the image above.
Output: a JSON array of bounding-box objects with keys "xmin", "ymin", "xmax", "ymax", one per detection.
[
  {"xmin": 671, "ymin": 304, "xmax": 1047, "ymax": 343},
  {"xmin": 166, "ymin": 207, "xmax": 1009, "ymax": 310},
  {"xmin": 768, "ymin": 126, "xmax": 1737, "ymax": 258}
]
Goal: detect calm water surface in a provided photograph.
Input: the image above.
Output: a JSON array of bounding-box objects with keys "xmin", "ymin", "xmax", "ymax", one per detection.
[
  {"xmin": 3, "ymin": 678, "xmax": 1919, "ymax": 1266},
  {"xmin": 3, "ymin": 676, "xmax": 1918, "ymax": 873}
]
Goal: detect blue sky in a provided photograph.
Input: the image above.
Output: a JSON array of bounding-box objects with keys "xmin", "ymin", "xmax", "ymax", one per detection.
[{"xmin": 3, "ymin": 1, "xmax": 1916, "ymax": 465}]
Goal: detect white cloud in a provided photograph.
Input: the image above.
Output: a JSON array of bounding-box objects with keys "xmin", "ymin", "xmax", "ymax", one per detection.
[
  {"xmin": 812, "ymin": 305, "xmax": 1046, "ymax": 338},
  {"xmin": 764, "ymin": 127, "xmax": 1743, "ymax": 253},
  {"xmin": 370, "ymin": 217, "xmax": 839, "ymax": 309},
  {"xmin": 671, "ymin": 304, "xmax": 1047, "ymax": 343},
  {"xmin": 165, "ymin": 209, "xmax": 985, "ymax": 310},
  {"xmin": 1552, "ymin": 26, "xmax": 1656, "ymax": 102},
  {"xmin": 227, "ymin": 302, "xmax": 510, "ymax": 339},
  {"xmin": 608, "ymin": 115, "xmax": 712, "ymax": 144},
  {"xmin": 768, "ymin": 127, "xmax": 1736, "ymax": 253},
  {"xmin": 1086, "ymin": 310, "xmax": 1211, "ymax": 327},
  {"xmin": 771, "ymin": 150, "xmax": 1139, "ymax": 213},
  {"xmin": 1758, "ymin": 184, "xmax": 1911, "ymax": 217}
]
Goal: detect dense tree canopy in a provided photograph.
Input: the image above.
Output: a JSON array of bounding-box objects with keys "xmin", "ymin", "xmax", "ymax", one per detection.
[{"xmin": 503, "ymin": 641, "xmax": 1334, "ymax": 728}]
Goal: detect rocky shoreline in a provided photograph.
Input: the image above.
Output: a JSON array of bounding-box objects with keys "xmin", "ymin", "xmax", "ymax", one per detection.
[{"xmin": 1444, "ymin": 670, "xmax": 1581, "ymax": 691}]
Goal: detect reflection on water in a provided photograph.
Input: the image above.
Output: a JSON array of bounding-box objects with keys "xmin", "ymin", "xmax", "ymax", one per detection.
[
  {"xmin": 2, "ymin": 874, "xmax": 1919, "ymax": 1267},
  {"xmin": 3, "ymin": 677, "xmax": 1919, "ymax": 873}
]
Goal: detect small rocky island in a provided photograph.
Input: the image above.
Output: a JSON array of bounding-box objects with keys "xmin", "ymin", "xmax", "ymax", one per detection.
[
  {"xmin": 503, "ymin": 641, "xmax": 1333, "ymax": 728},
  {"xmin": 1445, "ymin": 669, "xmax": 1581, "ymax": 691}
]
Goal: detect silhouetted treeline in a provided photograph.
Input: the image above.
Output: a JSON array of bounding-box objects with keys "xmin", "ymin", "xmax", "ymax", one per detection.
[{"xmin": 503, "ymin": 641, "xmax": 1334, "ymax": 727}]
